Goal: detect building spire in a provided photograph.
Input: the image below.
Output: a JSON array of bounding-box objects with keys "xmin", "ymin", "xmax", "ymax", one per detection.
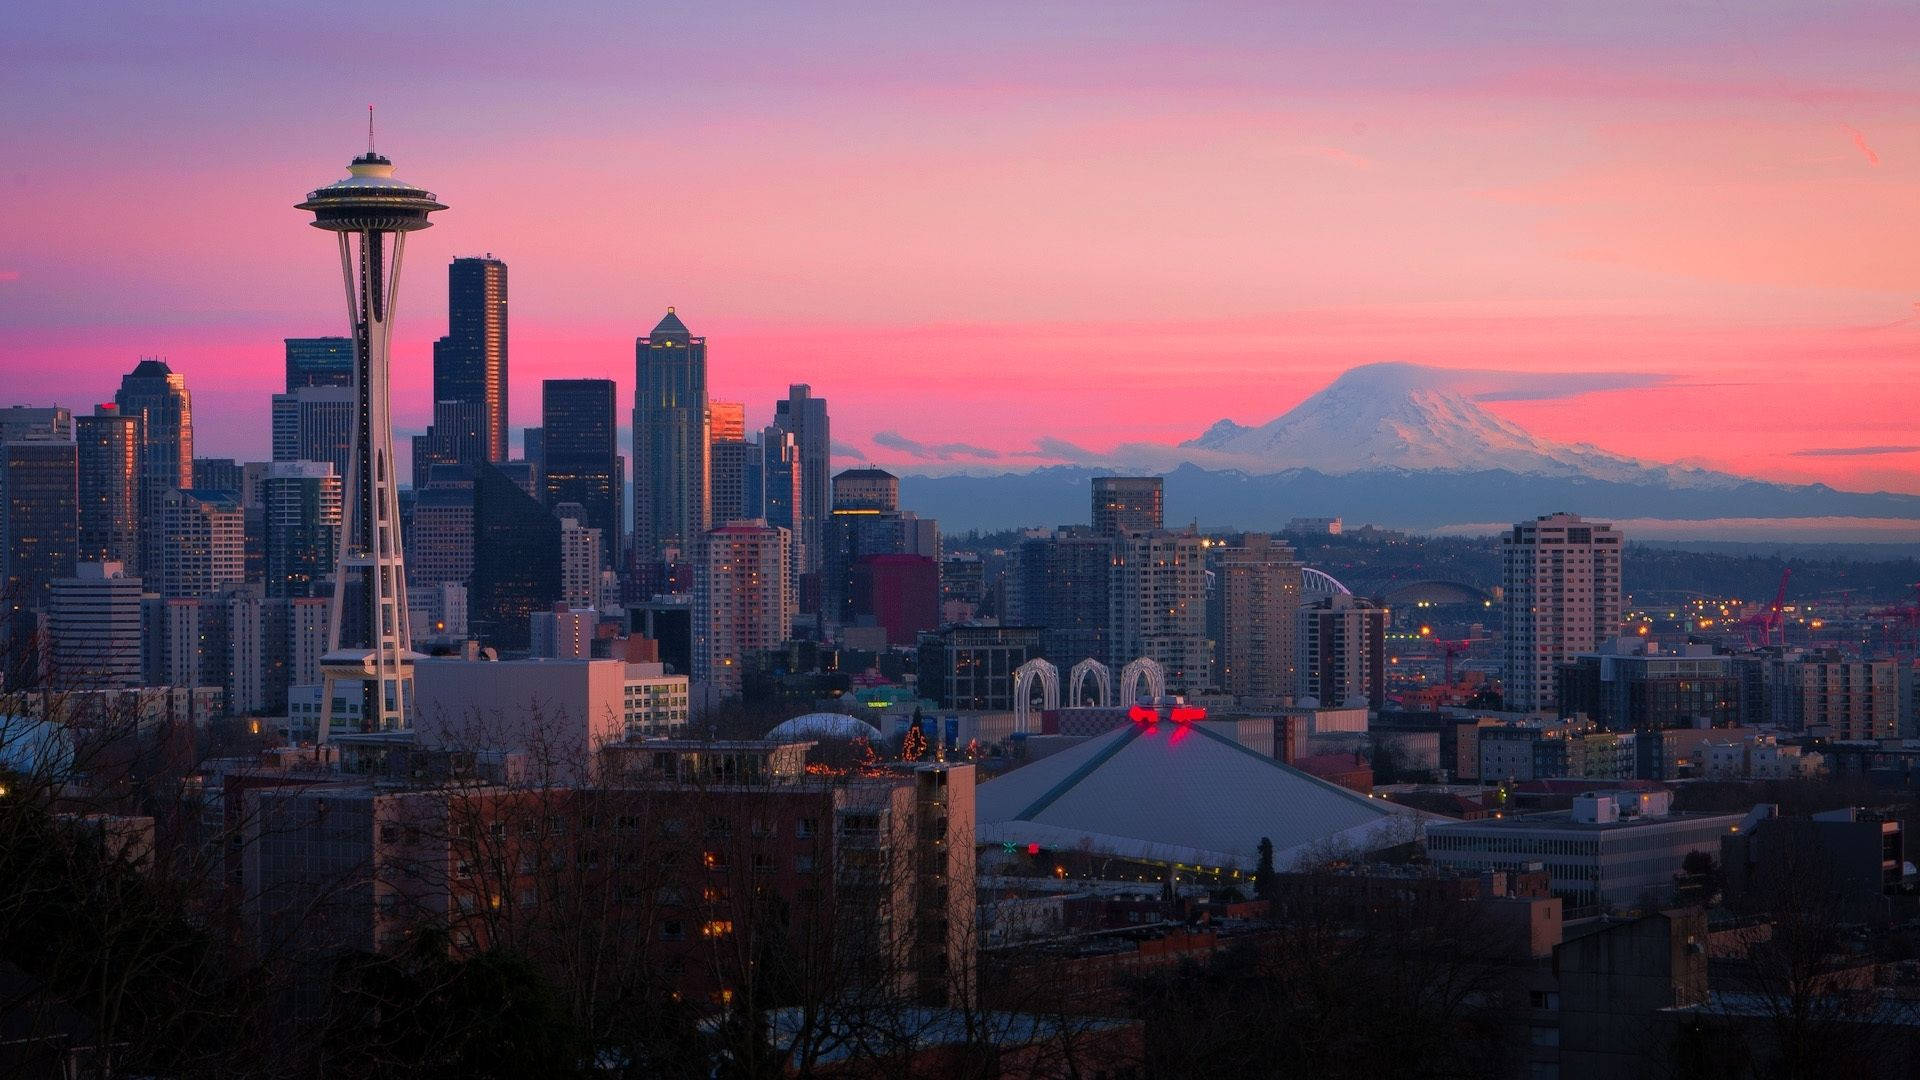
[{"xmin": 367, "ymin": 104, "xmax": 376, "ymax": 153}]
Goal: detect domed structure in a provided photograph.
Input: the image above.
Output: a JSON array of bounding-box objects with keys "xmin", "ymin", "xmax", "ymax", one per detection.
[{"xmin": 767, "ymin": 712, "xmax": 883, "ymax": 742}]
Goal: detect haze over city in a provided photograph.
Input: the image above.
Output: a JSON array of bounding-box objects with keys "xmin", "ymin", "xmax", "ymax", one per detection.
[{"xmin": 5, "ymin": 1, "xmax": 1918, "ymax": 495}]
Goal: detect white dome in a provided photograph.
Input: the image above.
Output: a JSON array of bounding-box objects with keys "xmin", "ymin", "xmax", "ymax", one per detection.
[{"xmin": 767, "ymin": 712, "xmax": 883, "ymax": 742}]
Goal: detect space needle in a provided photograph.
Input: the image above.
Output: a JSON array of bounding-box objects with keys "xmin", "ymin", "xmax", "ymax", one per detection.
[{"xmin": 297, "ymin": 113, "xmax": 445, "ymax": 739}]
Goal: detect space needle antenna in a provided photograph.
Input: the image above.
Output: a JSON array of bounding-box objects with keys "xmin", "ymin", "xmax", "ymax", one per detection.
[{"xmin": 367, "ymin": 104, "xmax": 376, "ymax": 153}]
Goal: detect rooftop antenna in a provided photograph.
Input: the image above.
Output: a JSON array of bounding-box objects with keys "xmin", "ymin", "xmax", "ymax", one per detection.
[{"xmin": 367, "ymin": 104, "xmax": 376, "ymax": 154}]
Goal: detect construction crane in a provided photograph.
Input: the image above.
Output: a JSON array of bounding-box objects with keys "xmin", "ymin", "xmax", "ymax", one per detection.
[
  {"xmin": 1741, "ymin": 568, "xmax": 1792, "ymax": 648},
  {"xmin": 1426, "ymin": 636, "xmax": 1481, "ymax": 686},
  {"xmin": 1870, "ymin": 583, "xmax": 1920, "ymax": 660}
]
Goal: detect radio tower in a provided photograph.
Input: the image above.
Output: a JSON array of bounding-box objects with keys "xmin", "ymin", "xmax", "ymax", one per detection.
[{"xmin": 296, "ymin": 114, "xmax": 446, "ymax": 739}]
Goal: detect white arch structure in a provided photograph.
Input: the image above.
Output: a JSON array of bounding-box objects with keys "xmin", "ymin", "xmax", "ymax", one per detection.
[
  {"xmin": 1067, "ymin": 659, "xmax": 1111, "ymax": 707},
  {"xmin": 1012, "ymin": 658, "xmax": 1059, "ymax": 733},
  {"xmin": 1118, "ymin": 657, "xmax": 1167, "ymax": 704},
  {"xmin": 1301, "ymin": 567, "xmax": 1353, "ymax": 598}
]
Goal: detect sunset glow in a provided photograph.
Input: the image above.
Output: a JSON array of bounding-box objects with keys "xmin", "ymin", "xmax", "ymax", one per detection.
[{"xmin": 3, "ymin": 2, "xmax": 1916, "ymax": 492}]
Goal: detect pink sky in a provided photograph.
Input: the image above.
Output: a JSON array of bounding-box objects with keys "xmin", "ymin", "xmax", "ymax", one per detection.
[{"xmin": 2, "ymin": 2, "xmax": 1917, "ymax": 493}]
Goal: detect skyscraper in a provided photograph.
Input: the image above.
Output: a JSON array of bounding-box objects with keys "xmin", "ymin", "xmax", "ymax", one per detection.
[
  {"xmin": 557, "ymin": 510, "xmax": 604, "ymax": 609},
  {"xmin": 707, "ymin": 401, "xmax": 745, "ymax": 442},
  {"xmin": 433, "ymin": 255, "xmax": 509, "ymax": 463},
  {"xmin": 693, "ymin": 521, "xmax": 791, "ymax": 703},
  {"xmin": 263, "ymin": 461, "xmax": 341, "ymax": 599},
  {"xmin": 633, "ymin": 309, "xmax": 708, "ymax": 565},
  {"xmin": 408, "ymin": 465, "xmax": 475, "ymax": 596},
  {"xmin": 284, "ymin": 337, "xmax": 354, "ymax": 390},
  {"xmin": 832, "ymin": 468, "xmax": 899, "ymax": 511},
  {"xmin": 754, "ymin": 426, "xmax": 803, "ymax": 571},
  {"xmin": 114, "ymin": 358, "xmax": 193, "ymax": 578},
  {"xmin": 411, "ymin": 399, "xmax": 486, "ymax": 489},
  {"xmin": 710, "ymin": 437, "xmax": 753, "ymax": 526},
  {"xmin": 1211, "ymin": 533, "xmax": 1303, "ymax": 706},
  {"xmin": 1, "ymin": 434, "xmax": 78, "ymax": 619},
  {"xmin": 76, "ymin": 404, "xmax": 141, "ymax": 573},
  {"xmin": 0, "ymin": 407, "xmax": 73, "ymax": 442},
  {"xmin": 271, "ymin": 385, "xmax": 355, "ymax": 479},
  {"xmin": 773, "ymin": 384, "xmax": 829, "ymax": 574},
  {"xmin": 542, "ymin": 378, "xmax": 619, "ymax": 564},
  {"xmin": 1092, "ymin": 476, "xmax": 1163, "ymax": 536},
  {"xmin": 1009, "ymin": 527, "xmax": 1111, "ymax": 665},
  {"xmin": 297, "ymin": 138, "xmax": 445, "ymax": 736},
  {"xmin": 1501, "ymin": 512, "xmax": 1623, "ymax": 713},
  {"xmin": 157, "ymin": 489, "xmax": 246, "ymax": 599},
  {"xmin": 1297, "ymin": 594, "xmax": 1387, "ymax": 711},
  {"xmin": 822, "ymin": 468, "xmax": 938, "ymax": 628},
  {"xmin": 49, "ymin": 562, "xmax": 146, "ymax": 690},
  {"xmin": 1108, "ymin": 529, "xmax": 1209, "ymax": 691},
  {"xmin": 471, "ymin": 462, "xmax": 560, "ymax": 649},
  {"xmin": 707, "ymin": 400, "xmax": 750, "ymax": 528}
]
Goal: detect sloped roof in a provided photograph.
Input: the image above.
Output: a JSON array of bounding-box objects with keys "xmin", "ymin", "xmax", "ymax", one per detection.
[
  {"xmin": 978, "ymin": 720, "xmax": 1423, "ymax": 869},
  {"xmin": 650, "ymin": 308, "xmax": 690, "ymax": 337}
]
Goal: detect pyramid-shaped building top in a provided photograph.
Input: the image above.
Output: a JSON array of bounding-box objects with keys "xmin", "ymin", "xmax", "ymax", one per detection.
[{"xmin": 977, "ymin": 720, "xmax": 1427, "ymax": 870}]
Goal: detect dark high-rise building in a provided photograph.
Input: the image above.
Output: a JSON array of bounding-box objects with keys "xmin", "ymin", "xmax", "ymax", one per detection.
[
  {"xmin": 832, "ymin": 468, "xmax": 898, "ymax": 512},
  {"xmin": 773, "ymin": 384, "xmax": 829, "ymax": 574},
  {"xmin": 284, "ymin": 337, "xmax": 354, "ymax": 390},
  {"xmin": 114, "ymin": 358, "xmax": 193, "ymax": 577},
  {"xmin": 710, "ymin": 438, "xmax": 753, "ymax": 525},
  {"xmin": 1, "ymin": 436, "xmax": 78, "ymax": 618},
  {"xmin": 523, "ymin": 426, "xmax": 546, "ymax": 484},
  {"xmin": 1010, "ymin": 527, "xmax": 1112, "ymax": 666},
  {"xmin": 271, "ymin": 386, "xmax": 354, "ymax": 479},
  {"xmin": 0, "ymin": 407, "xmax": 73, "ymax": 442},
  {"xmin": 411, "ymin": 399, "xmax": 486, "ymax": 489},
  {"xmin": 1297, "ymin": 594, "xmax": 1387, "ymax": 711},
  {"xmin": 823, "ymin": 493, "xmax": 938, "ymax": 627},
  {"xmin": 1092, "ymin": 476, "xmax": 1163, "ymax": 536},
  {"xmin": 754, "ymin": 427, "xmax": 803, "ymax": 579},
  {"xmin": 1211, "ymin": 533, "xmax": 1303, "ymax": 706},
  {"xmin": 917, "ymin": 625, "xmax": 1046, "ymax": 711},
  {"xmin": 193, "ymin": 457, "xmax": 246, "ymax": 498},
  {"xmin": 541, "ymin": 378, "xmax": 618, "ymax": 565},
  {"xmin": 850, "ymin": 553, "xmax": 941, "ymax": 646},
  {"xmin": 633, "ymin": 309, "xmax": 707, "ymax": 564},
  {"xmin": 471, "ymin": 462, "xmax": 560, "ymax": 649},
  {"xmin": 433, "ymin": 256, "xmax": 509, "ymax": 463},
  {"xmin": 263, "ymin": 461, "xmax": 342, "ymax": 599},
  {"xmin": 76, "ymin": 405, "xmax": 141, "ymax": 572}
]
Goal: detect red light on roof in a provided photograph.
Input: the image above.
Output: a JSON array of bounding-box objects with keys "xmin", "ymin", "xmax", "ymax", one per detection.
[{"xmin": 1026, "ymin": 843, "xmax": 1041, "ymax": 856}]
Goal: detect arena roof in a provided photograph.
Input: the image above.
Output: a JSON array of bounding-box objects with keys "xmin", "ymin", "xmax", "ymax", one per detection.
[{"xmin": 977, "ymin": 720, "xmax": 1427, "ymax": 870}]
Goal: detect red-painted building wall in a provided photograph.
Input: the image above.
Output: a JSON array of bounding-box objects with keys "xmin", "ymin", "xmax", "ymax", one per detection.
[{"xmin": 851, "ymin": 554, "xmax": 940, "ymax": 646}]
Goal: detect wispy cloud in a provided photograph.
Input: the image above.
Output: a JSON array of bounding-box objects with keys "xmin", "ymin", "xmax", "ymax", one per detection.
[
  {"xmin": 872, "ymin": 430, "xmax": 1001, "ymax": 462},
  {"xmin": 1464, "ymin": 370, "xmax": 1671, "ymax": 402},
  {"xmin": 1791, "ymin": 445, "xmax": 1920, "ymax": 458},
  {"xmin": 1842, "ymin": 123, "xmax": 1881, "ymax": 167}
]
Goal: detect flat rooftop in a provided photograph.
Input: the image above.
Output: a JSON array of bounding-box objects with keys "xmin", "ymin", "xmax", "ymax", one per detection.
[{"xmin": 1431, "ymin": 809, "xmax": 1743, "ymax": 832}]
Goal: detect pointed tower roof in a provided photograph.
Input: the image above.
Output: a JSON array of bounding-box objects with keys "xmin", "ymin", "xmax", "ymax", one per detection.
[
  {"xmin": 128, "ymin": 359, "xmax": 175, "ymax": 378},
  {"xmin": 650, "ymin": 307, "xmax": 690, "ymax": 339}
]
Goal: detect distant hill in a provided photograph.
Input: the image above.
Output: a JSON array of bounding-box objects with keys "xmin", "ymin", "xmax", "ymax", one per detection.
[
  {"xmin": 892, "ymin": 362, "xmax": 1920, "ymax": 536},
  {"xmin": 899, "ymin": 462, "xmax": 1920, "ymax": 533}
]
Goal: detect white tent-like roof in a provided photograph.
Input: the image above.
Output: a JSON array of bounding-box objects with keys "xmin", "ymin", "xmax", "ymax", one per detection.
[
  {"xmin": 978, "ymin": 720, "xmax": 1425, "ymax": 870},
  {"xmin": 767, "ymin": 712, "xmax": 883, "ymax": 742}
]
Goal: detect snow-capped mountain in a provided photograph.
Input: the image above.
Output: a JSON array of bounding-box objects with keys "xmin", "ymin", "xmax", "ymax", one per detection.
[{"xmin": 1181, "ymin": 362, "xmax": 1737, "ymax": 488}]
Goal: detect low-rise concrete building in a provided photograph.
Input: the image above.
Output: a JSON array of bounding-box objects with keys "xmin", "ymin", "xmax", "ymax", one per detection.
[{"xmin": 1427, "ymin": 794, "xmax": 1746, "ymax": 911}]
